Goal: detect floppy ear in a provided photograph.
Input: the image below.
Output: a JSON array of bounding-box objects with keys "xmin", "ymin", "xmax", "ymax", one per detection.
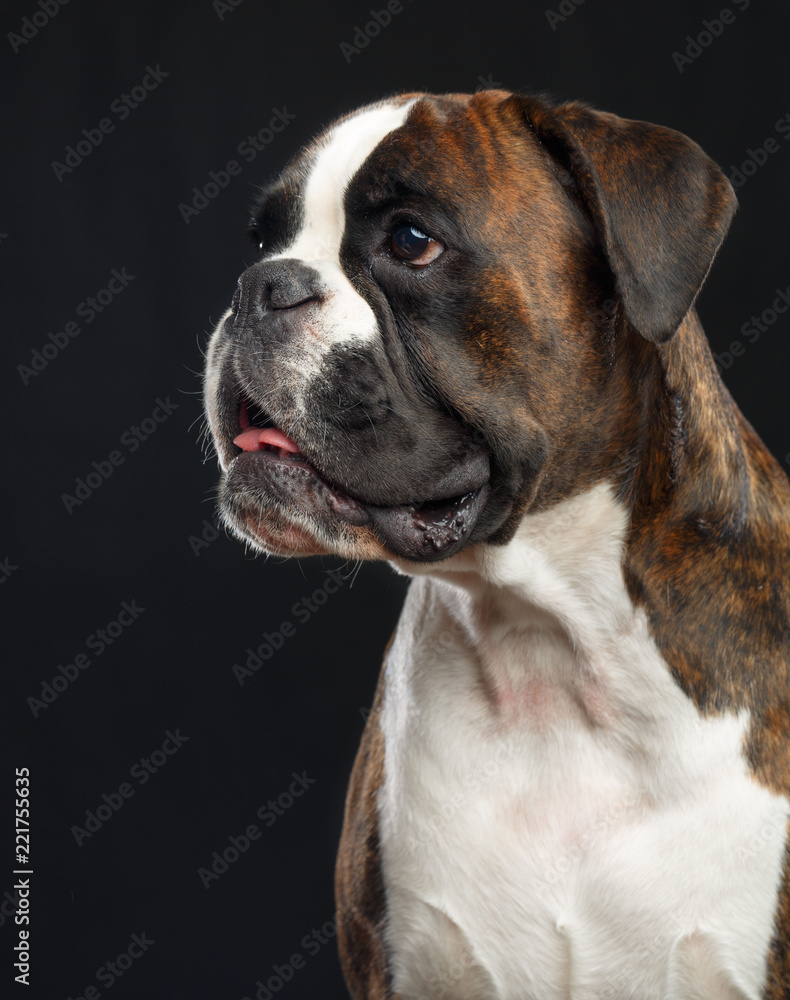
[{"xmin": 521, "ymin": 96, "xmax": 737, "ymax": 343}]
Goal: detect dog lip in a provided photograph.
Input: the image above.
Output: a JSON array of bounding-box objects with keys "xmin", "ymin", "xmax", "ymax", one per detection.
[
  {"xmin": 226, "ymin": 396, "xmax": 491, "ymax": 560},
  {"xmin": 367, "ymin": 483, "xmax": 490, "ymax": 561},
  {"xmin": 226, "ymin": 446, "xmax": 490, "ymax": 561}
]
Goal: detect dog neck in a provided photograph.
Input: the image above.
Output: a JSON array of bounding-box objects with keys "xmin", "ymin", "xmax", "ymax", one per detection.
[
  {"xmin": 392, "ymin": 480, "xmax": 632, "ymax": 727},
  {"xmin": 390, "ymin": 310, "xmax": 790, "ymax": 733}
]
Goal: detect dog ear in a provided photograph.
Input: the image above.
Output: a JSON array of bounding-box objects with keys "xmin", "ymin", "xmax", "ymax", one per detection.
[{"xmin": 520, "ymin": 96, "xmax": 737, "ymax": 343}]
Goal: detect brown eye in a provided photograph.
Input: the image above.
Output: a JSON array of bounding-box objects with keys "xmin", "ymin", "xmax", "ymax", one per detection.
[{"xmin": 390, "ymin": 224, "xmax": 443, "ymax": 267}]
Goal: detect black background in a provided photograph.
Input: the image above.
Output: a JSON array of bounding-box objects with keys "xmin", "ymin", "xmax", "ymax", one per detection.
[{"xmin": 2, "ymin": 1, "xmax": 789, "ymax": 998}]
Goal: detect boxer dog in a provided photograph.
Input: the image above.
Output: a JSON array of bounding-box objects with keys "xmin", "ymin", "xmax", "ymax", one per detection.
[{"xmin": 203, "ymin": 90, "xmax": 790, "ymax": 998}]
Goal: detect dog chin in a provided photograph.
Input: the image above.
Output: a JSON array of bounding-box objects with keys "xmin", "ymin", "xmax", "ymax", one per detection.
[
  {"xmin": 237, "ymin": 512, "xmax": 330, "ymax": 558},
  {"xmin": 220, "ymin": 495, "xmax": 391, "ymax": 562}
]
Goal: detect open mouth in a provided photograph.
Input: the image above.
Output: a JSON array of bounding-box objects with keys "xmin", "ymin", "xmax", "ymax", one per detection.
[
  {"xmin": 235, "ymin": 397, "xmax": 307, "ymax": 461},
  {"xmin": 227, "ymin": 395, "xmax": 490, "ymax": 562}
]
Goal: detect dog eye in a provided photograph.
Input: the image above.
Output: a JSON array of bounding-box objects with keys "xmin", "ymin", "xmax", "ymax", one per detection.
[{"xmin": 390, "ymin": 224, "xmax": 443, "ymax": 267}]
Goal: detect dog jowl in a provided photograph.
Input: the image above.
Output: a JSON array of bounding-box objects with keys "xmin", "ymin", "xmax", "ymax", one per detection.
[{"xmin": 203, "ymin": 90, "xmax": 790, "ymax": 999}]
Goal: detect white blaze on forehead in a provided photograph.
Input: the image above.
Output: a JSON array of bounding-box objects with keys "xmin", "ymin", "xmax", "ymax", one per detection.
[
  {"xmin": 282, "ymin": 99, "xmax": 415, "ymax": 261},
  {"xmin": 269, "ymin": 98, "xmax": 416, "ymax": 345}
]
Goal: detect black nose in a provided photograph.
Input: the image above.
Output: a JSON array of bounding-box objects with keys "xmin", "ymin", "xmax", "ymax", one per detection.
[{"xmin": 232, "ymin": 258, "xmax": 323, "ymax": 321}]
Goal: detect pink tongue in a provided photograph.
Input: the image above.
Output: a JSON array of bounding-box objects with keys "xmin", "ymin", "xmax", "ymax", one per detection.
[{"xmin": 233, "ymin": 427, "xmax": 302, "ymax": 454}]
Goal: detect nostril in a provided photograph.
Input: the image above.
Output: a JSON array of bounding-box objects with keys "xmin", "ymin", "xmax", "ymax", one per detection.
[
  {"xmin": 230, "ymin": 285, "xmax": 241, "ymax": 314},
  {"xmin": 268, "ymin": 288, "xmax": 319, "ymax": 311}
]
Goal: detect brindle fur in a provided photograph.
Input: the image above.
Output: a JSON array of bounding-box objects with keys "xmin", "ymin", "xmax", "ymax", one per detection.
[{"xmin": 331, "ymin": 92, "xmax": 790, "ymax": 995}]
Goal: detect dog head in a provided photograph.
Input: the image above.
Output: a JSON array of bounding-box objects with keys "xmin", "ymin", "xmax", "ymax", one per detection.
[{"xmin": 203, "ymin": 90, "xmax": 735, "ymax": 564}]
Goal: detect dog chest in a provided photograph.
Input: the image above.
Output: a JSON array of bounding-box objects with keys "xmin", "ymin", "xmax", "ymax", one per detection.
[{"xmin": 377, "ymin": 576, "xmax": 789, "ymax": 1000}]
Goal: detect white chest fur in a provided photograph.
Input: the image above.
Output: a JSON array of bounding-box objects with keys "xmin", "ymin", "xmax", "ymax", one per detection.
[{"xmin": 379, "ymin": 484, "xmax": 788, "ymax": 1000}]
